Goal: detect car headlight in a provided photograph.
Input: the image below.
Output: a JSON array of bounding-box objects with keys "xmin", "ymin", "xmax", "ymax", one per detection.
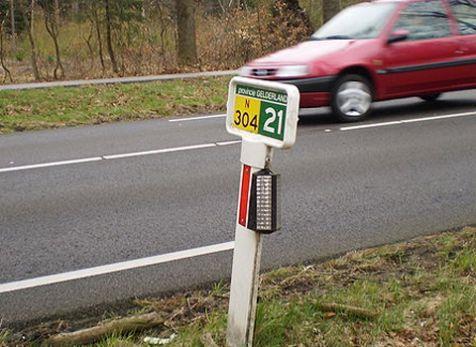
[
  {"xmin": 276, "ymin": 65, "xmax": 309, "ymax": 78},
  {"xmin": 239, "ymin": 66, "xmax": 253, "ymax": 76}
]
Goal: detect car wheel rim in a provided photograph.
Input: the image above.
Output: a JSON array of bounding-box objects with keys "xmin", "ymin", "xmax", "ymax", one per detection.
[{"xmin": 336, "ymin": 81, "xmax": 371, "ymax": 117}]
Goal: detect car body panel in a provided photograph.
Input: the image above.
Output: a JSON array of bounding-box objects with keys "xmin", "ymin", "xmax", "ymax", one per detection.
[
  {"xmin": 447, "ymin": 0, "xmax": 476, "ymax": 87},
  {"xmin": 379, "ymin": 36, "xmax": 460, "ymax": 97},
  {"xmin": 253, "ymin": 41, "xmax": 351, "ymax": 67}
]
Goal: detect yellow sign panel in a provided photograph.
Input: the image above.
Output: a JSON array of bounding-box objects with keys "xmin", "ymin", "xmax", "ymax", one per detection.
[{"xmin": 233, "ymin": 95, "xmax": 260, "ymax": 134}]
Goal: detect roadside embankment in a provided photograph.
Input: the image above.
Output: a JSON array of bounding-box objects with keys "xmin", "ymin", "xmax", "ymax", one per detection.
[
  {"xmin": 0, "ymin": 76, "xmax": 230, "ymax": 134},
  {"xmin": 1, "ymin": 226, "xmax": 474, "ymax": 346}
]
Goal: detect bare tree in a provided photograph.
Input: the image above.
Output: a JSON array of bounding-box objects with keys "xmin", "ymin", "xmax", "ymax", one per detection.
[
  {"xmin": 85, "ymin": 2, "xmax": 106, "ymax": 74},
  {"xmin": 156, "ymin": 2, "xmax": 168, "ymax": 55},
  {"xmin": 322, "ymin": 0, "xmax": 340, "ymax": 23},
  {"xmin": 104, "ymin": 0, "xmax": 119, "ymax": 73},
  {"xmin": 39, "ymin": 0, "xmax": 65, "ymax": 79},
  {"xmin": 0, "ymin": 19, "xmax": 13, "ymax": 82},
  {"xmin": 94, "ymin": 8, "xmax": 106, "ymax": 73},
  {"xmin": 176, "ymin": 0, "xmax": 197, "ymax": 66},
  {"xmin": 54, "ymin": 0, "xmax": 60, "ymax": 24},
  {"xmin": 10, "ymin": 0, "xmax": 16, "ymax": 54},
  {"xmin": 20, "ymin": 0, "xmax": 41, "ymax": 81},
  {"xmin": 82, "ymin": 18, "xmax": 95, "ymax": 66}
]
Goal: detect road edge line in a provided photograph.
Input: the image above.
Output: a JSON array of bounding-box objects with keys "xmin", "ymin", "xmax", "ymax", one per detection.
[
  {"xmin": 0, "ymin": 157, "xmax": 103, "ymax": 173},
  {"xmin": 0, "ymin": 242, "xmax": 235, "ymax": 294},
  {"xmin": 340, "ymin": 111, "xmax": 476, "ymax": 131}
]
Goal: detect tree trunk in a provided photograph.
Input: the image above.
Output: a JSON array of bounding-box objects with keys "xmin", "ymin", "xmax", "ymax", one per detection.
[
  {"xmin": 22, "ymin": 0, "xmax": 41, "ymax": 81},
  {"xmin": 322, "ymin": 0, "xmax": 340, "ymax": 23},
  {"xmin": 10, "ymin": 0, "xmax": 16, "ymax": 54},
  {"xmin": 0, "ymin": 20, "xmax": 13, "ymax": 83},
  {"xmin": 156, "ymin": 2, "xmax": 167, "ymax": 55},
  {"xmin": 92, "ymin": 7, "xmax": 106, "ymax": 73},
  {"xmin": 54, "ymin": 0, "xmax": 60, "ymax": 25},
  {"xmin": 103, "ymin": 0, "xmax": 119, "ymax": 73},
  {"xmin": 83, "ymin": 20, "xmax": 94, "ymax": 66},
  {"xmin": 43, "ymin": 5, "xmax": 64, "ymax": 79},
  {"xmin": 274, "ymin": 0, "xmax": 313, "ymax": 32},
  {"xmin": 176, "ymin": 0, "xmax": 197, "ymax": 66}
]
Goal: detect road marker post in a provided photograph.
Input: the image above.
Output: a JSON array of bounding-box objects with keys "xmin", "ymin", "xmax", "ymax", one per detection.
[{"xmin": 225, "ymin": 77, "xmax": 300, "ymax": 347}]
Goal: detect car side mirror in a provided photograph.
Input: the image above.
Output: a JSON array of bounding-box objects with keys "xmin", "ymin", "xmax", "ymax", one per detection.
[{"xmin": 387, "ymin": 30, "xmax": 409, "ymax": 44}]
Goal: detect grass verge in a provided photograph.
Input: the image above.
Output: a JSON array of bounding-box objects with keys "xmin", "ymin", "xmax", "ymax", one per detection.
[
  {"xmin": 2, "ymin": 227, "xmax": 475, "ymax": 346},
  {"xmin": 0, "ymin": 77, "xmax": 230, "ymax": 135}
]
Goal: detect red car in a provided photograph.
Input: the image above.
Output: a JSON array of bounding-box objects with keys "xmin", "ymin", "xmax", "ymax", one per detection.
[{"xmin": 240, "ymin": 0, "xmax": 476, "ymax": 122}]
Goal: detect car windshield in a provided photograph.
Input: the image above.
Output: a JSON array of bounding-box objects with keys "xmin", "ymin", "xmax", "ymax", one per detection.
[{"xmin": 312, "ymin": 3, "xmax": 397, "ymax": 40}]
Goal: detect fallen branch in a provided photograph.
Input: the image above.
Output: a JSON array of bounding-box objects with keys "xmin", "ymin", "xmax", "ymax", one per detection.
[
  {"xmin": 46, "ymin": 312, "xmax": 164, "ymax": 346},
  {"xmin": 315, "ymin": 302, "xmax": 379, "ymax": 319},
  {"xmin": 280, "ymin": 265, "xmax": 315, "ymax": 287}
]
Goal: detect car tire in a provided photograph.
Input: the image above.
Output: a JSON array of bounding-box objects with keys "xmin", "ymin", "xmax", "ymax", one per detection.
[
  {"xmin": 331, "ymin": 74, "xmax": 373, "ymax": 123},
  {"xmin": 419, "ymin": 94, "xmax": 441, "ymax": 102}
]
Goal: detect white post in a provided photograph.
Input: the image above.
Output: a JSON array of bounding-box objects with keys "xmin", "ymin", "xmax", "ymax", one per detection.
[
  {"xmin": 227, "ymin": 140, "xmax": 273, "ymax": 347},
  {"xmin": 225, "ymin": 77, "xmax": 298, "ymax": 347}
]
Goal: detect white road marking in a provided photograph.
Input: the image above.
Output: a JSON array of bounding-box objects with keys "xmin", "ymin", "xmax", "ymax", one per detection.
[
  {"xmin": 340, "ymin": 111, "xmax": 476, "ymax": 131},
  {"xmin": 103, "ymin": 143, "xmax": 217, "ymax": 160},
  {"xmin": 0, "ymin": 141, "xmax": 241, "ymax": 174},
  {"xmin": 1, "ymin": 110, "xmax": 474, "ymax": 174},
  {"xmin": 0, "ymin": 157, "xmax": 102, "ymax": 173},
  {"xmin": 340, "ymin": 121, "xmax": 402, "ymax": 131},
  {"xmin": 216, "ymin": 140, "xmax": 242, "ymax": 146},
  {"xmin": 0, "ymin": 241, "xmax": 235, "ymax": 294},
  {"xmin": 168, "ymin": 114, "xmax": 226, "ymax": 122}
]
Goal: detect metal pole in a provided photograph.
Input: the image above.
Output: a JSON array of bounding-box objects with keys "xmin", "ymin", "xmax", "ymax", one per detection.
[{"xmin": 227, "ymin": 141, "xmax": 273, "ymax": 347}]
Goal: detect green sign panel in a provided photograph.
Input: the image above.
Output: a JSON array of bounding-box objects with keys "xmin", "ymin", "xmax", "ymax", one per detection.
[{"xmin": 232, "ymin": 84, "xmax": 288, "ymax": 141}]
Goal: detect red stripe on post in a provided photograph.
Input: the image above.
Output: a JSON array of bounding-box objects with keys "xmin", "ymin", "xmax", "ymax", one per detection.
[{"xmin": 239, "ymin": 165, "xmax": 251, "ymax": 226}]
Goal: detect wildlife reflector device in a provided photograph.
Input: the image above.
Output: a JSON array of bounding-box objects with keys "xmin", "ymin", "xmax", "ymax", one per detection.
[
  {"xmin": 247, "ymin": 169, "xmax": 280, "ymax": 234},
  {"xmin": 225, "ymin": 77, "xmax": 299, "ymax": 347}
]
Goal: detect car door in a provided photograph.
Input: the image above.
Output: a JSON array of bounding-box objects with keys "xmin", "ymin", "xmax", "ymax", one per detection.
[
  {"xmin": 448, "ymin": 0, "xmax": 476, "ymax": 87},
  {"xmin": 380, "ymin": 0, "xmax": 459, "ymax": 97}
]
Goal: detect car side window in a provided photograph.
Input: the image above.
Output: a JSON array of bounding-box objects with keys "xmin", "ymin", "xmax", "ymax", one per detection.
[
  {"xmin": 449, "ymin": 0, "xmax": 476, "ymax": 35},
  {"xmin": 393, "ymin": 0, "xmax": 452, "ymax": 40}
]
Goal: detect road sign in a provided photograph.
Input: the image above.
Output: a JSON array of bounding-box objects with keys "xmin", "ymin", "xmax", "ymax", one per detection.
[
  {"xmin": 226, "ymin": 78, "xmax": 300, "ymax": 347},
  {"xmin": 226, "ymin": 77, "xmax": 300, "ymax": 149}
]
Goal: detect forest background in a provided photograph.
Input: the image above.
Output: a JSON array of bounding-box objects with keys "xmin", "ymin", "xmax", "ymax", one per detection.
[{"xmin": 0, "ymin": 0, "xmax": 363, "ymax": 84}]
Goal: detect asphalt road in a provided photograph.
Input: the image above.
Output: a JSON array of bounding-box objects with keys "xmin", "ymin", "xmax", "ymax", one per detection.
[{"xmin": 1, "ymin": 91, "xmax": 475, "ymax": 325}]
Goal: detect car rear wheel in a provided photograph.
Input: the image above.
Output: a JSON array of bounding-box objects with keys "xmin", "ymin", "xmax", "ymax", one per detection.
[
  {"xmin": 331, "ymin": 74, "xmax": 373, "ymax": 122},
  {"xmin": 419, "ymin": 94, "xmax": 441, "ymax": 102}
]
